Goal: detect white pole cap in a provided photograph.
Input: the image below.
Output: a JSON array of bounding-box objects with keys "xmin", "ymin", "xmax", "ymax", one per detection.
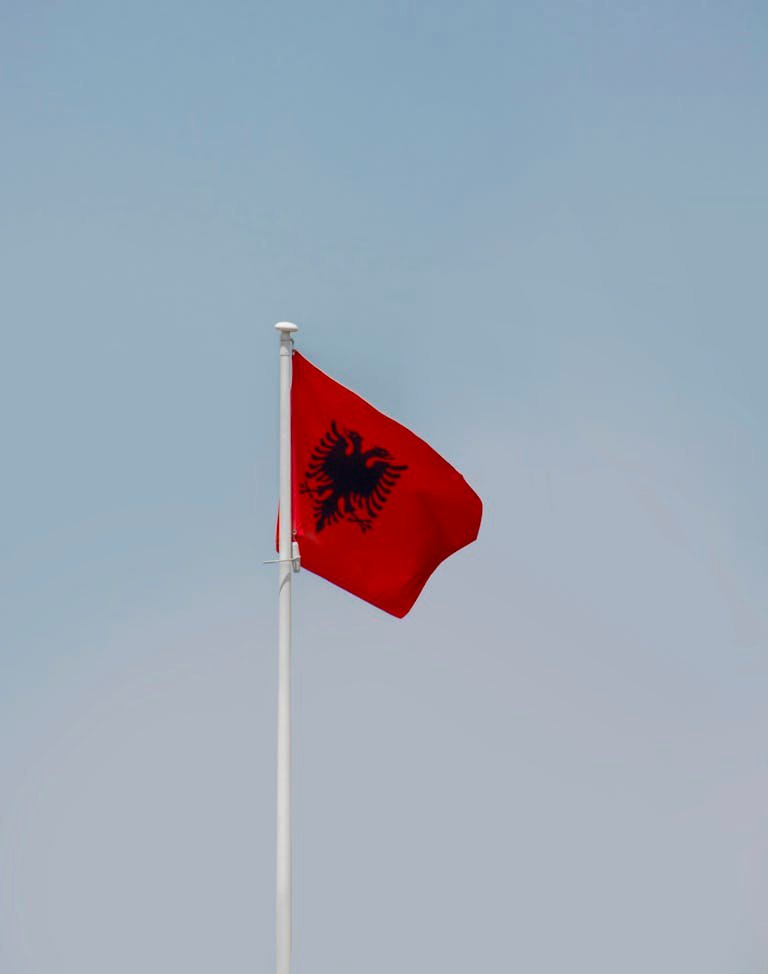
[{"xmin": 275, "ymin": 321, "xmax": 299, "ymax": 334}]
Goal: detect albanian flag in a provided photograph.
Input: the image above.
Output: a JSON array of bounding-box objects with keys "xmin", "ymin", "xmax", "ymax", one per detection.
[{"xmin": 290, "ymin": 351, "xmax": 482, "ymax": 617}]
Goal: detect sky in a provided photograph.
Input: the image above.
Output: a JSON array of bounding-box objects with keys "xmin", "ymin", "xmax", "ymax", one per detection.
[{"xmin": 1, "ymin": 1, "xmax": 767, "ymax": 971}]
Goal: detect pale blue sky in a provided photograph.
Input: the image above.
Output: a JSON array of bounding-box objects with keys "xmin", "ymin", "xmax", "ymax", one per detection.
[{"xmin": 1, "ymin": 2, "xmax": 767, "ymax": 971}]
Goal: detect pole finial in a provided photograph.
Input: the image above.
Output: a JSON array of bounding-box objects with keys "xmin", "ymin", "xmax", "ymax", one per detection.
[{"xmin": 275, "ymin": 321, "xmax": 299, "ymax": 334}]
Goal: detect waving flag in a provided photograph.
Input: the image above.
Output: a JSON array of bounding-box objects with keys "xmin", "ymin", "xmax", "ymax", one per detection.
[{"xmin": 290, "ymin": 351, "xmax": 482, "ymax": 617}]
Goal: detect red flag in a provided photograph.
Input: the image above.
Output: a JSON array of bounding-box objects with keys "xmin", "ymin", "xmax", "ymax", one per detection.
[{"xmin": 289, "ymin": 351, "xmax": 482, "ymax": 617}]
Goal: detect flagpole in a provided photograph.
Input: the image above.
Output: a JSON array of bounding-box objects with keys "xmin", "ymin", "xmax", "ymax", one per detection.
[{"xmin": 275, "ymin": 320, "xmax": 297, "ymax": 974}]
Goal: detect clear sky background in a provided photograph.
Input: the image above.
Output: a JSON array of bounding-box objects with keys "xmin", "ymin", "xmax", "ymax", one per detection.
[{"xmin": 2, "ymin": 2, "xmax": 767, "ymax": 971}]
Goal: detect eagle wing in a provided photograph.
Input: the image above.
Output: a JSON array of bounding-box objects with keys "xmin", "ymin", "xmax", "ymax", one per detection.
[
  {"xmin": 353, "ymin": 459, "xmax": 407, "ymax": 519},
  {"xmin": 305, "ymin": 421, "xmax": 350, "ymax": 530},
  {"xmin": 306, "ymin": 421, "xmax": 348, "ymax": 487}
]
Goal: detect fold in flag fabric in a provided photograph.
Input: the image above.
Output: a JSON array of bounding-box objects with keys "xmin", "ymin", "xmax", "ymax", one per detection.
[{"xmin": 289, "ymin": 351, "xmax": 482, "ymax": 617}]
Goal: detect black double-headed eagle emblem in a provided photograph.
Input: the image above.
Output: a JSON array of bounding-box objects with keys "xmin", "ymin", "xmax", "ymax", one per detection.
[{"xmin": 300, "ymin": 421, "xmax": 407, "ymax": 533}]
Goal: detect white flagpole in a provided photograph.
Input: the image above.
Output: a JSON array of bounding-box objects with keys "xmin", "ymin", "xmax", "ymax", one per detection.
[{"xmin": 275, "ymin": 321, "xmax": 298, "ymax": 974}]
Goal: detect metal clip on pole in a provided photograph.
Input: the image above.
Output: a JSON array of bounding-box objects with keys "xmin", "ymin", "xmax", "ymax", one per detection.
[{"xmin": 264, "ymin": 541, "xmax": 301, "ymax": 573}]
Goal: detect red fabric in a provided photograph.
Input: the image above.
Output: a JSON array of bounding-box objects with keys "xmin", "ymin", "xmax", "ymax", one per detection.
[{"xmin": 289, "ymin": 351, "xmax": 482, "ymax": 618}]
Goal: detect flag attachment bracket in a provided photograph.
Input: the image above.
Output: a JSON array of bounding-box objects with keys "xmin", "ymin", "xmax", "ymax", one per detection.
[{"xmin": 264, "ymin": 541, "xmax": 301, "ymax": 572}]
